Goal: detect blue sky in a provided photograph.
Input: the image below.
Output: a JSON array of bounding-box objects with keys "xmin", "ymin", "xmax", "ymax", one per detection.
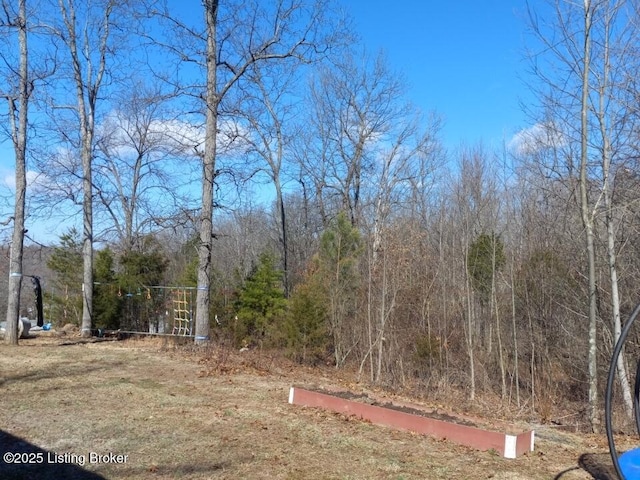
[
  {"xmin": 344, "ymin": 1, "xmax": 533, "ymax": 149},
  {"xmin": 0, "ymin": 1, "xmax": 536, "ymax": 244}
]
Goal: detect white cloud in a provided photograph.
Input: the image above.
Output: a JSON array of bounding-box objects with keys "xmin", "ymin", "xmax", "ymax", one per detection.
[
  {"xmin": 99, "ymin": 111, "xmax": 250, "ymax": 159},
  {"xmin": 148, "ymin": 118, "xmax": 205, "ymax": 154},
  {"xmin": 3, "ymin": 170, "xmax": 50, "ymax": 192},
  {"xmin": 148, "ymin": 117, "xmax": 250, "ymax": 156},
  {"xmin": 508, "ymin": 122, "xmax": 566, "ymax": 156}
]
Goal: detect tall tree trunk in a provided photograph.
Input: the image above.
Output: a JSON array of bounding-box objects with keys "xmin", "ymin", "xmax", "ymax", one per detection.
[
  {"xmin": 275, "ymin": 181, "xmax": 289, "ymax": 296},
  {"xmin": 493, "ymin": 270, "xmax": 507, "ymax": 399},
  {"xmin": 4, "ymin": 0, "xmax": 28, "ymax": 345},
  {"xmin": 510, "ymin": 258, "xmax": 520, "ymax": 407},
  {"xmin": 194, "ymin": 0, "xmax": 219, "ymax": 344},
  {"xmin": 81, "ymin": 135, "xmax": 93, "ymax": 337},
  {"xmin": 358, "ymin": 249, "xmax": 375, "ymax": 382},
  {"xmin": 596, "ymin": 2, "xmax": 634, "ymax": 420},
  {"xmin": 606, "ymin": 185, "xmax": 633, "ymax": 418},
  {"xmin": 58, "ymin": 0, "xmax": 113, "ymax": 338},
  {"xmin": 375, "ymin": 253, "xmax": 387, "ymax": 383},
  {"xmin": 525, "ymin": 287, "xmax": 536, "ymax": 414},
  {"xmin": 580, "ymin": 0, "xmax": 600, "ymax": 434},
  {"xmin": 464, "ymin": 248, "xmax": 476, "ymax": 400}
]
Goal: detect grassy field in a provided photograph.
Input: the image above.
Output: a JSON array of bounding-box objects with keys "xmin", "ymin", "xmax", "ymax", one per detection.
[{"xmin": 0, "ymin": 335, "xmax": 630, "ymax": 479}]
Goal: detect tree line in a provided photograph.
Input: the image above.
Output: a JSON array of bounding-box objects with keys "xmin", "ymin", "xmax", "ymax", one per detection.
[{"xmin": 2, "ymin": 0, "xmax": 640, "ymax": 432}]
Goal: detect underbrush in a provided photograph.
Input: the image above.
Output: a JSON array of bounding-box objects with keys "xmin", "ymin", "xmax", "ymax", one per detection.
[{"xmin": 114, "ymin": 336, "xmax": 592, "ymax": 433}]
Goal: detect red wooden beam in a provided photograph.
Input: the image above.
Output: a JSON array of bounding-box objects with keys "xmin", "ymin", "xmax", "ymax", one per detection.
[{"xmin": 288, "ymin": 386, "xmax": 534, "ymax": 458}]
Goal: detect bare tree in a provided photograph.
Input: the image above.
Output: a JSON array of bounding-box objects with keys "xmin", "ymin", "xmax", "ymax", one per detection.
[
  {"xmin": 151, "ymin": 0, "xmax": 343, "ymax": 343},
  {"xmin": 51, "ymin": 0, "xmax": 117, "ymax": 337},
  {"xmin": 525, "ymin": 0, "xmax": 640, "ymax": 431},
  {"xmin": 36, "ymin": 0, "xmax": 154, "ymax": 335},
  {"xmin": 590, "ymin": 0, "xmax": 639, "ymax": 422},
  {"xmin": 302, "ymin": 51, "xmax": 407, "ymax": 227},
  {"xmin": 365, "ymin": 117, "xmax": 442, "ymax": 383},
  {"xmin": 94, "ymin": 82, "xmax": 199, "ymax": 252},
  {"xmin": 1, "ymin": 0, "xmax": 30, "ymax": 344},
  {"xmin": 578, "ymin": 0, "xmax": 601, "ymax": 432},
  {"xmin": 236, "ymin": 60, "xmax": 304, "ymax": 296},
  {"xmin": 451, "ymin": 146, "xmax": 500, "ymax": 400}
]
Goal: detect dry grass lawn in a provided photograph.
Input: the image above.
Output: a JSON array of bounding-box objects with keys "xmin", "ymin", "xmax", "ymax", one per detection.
[{"xmin": 0, "ymin": 335, "xmax": 632, "ymax": 479}]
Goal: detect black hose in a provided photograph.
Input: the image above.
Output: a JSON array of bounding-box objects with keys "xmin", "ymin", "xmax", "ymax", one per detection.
[{"xmin": 606, "ymin": 303, "xmax": 640, "ymax": 480}]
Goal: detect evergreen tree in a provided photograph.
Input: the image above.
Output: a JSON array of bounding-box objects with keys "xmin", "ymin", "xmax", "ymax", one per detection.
[
  {"xmin": 315, "ymin": 212, "xmax": 363, "ymax": 367},
  {"xmin": 93, "ymin": 248, "xmax": 121, "ymax": 330},
  {"xmin": 235, "ymin": 252, "xmax": 286, "ymax": 346},
  {"xmin": 467, "ymin": 232, "xmax": 505, "ymax": 305},
  {"xmin": 284, "ymin": 267, "xmax": 329, "ymax": 363},
  {"xmin": 46, "ymin": 228, "xmax": 83, "ymax": 326},
  {"xmin": 117, "ymin": 236, "xmax": 168, "ymax": 332}
]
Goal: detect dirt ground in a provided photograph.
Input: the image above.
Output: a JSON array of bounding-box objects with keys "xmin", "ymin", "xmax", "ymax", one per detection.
[{"xmin": 0, "ymin": 334, "xmax": 633, "ymax": 479}]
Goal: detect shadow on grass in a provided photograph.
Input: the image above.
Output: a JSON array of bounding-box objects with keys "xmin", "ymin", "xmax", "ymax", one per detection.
[
  {"xmin": 97, "ymin": 459, "xmax": 239, "ymax": 478},
  {"xmin": 0, "ymin": 359, "xmax": 125, "ymax": 388},
  {"xmin": 553, "ymin": 452, "xmax": 617, "ymax": 480},
  {"xmin": 0, "ymin": 430, "xmax": 106, "ymax": 480}
]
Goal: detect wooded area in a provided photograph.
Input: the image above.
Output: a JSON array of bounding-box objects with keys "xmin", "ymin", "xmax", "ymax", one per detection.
[{"xmin": 2, "ymin": 0, "xmax": 640, "ymax": 433}]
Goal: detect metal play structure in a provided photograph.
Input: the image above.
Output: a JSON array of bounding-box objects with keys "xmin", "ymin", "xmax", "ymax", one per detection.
[{"xmin": 117, "ymin": 285, "xmax": 196, "ymax": 337}]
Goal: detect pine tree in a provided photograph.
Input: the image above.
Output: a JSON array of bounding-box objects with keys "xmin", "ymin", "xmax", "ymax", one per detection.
[
  {"xmin": 235, "ymin": 252, "xmax": 286, "ymax": 346},
  {"xmin": 46, "ymin": 228, "xmax": 83, "ymax": 326},
  {"xmin": 117, "ymin": 235, "xmax": 168, "ymax": 332},
  {"xmin": 316, "ymin": 212, "xmax": 363, "ymax": 367},
  {"xmin": 467, "ymin": 233, "xmax": 505, "ymax": 305},
  {"xmin": 284, "ymin": 269, "xmax": 329, "ymax": 363},
  {"xmin": 93, "ymin": 248, "xmax": 121, "ymax": 330}
]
